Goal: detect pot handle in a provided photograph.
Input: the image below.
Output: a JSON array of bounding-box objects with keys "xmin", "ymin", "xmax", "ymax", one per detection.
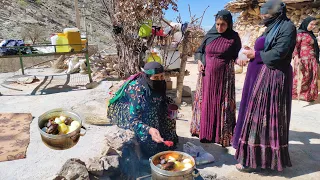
[
  {"xmin": 192, "ymin": 169, "xmax": 200, "ymax": 178},
  {"xmin": 149, "ymin": 156, "xmax": 153, "ymax": 162},
  {"xmin": 80, "ymin": 126, "xmax": 87, "ymax": 136}
]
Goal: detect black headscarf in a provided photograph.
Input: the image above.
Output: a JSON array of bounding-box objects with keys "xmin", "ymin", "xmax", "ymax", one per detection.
[
  {"xmin": 298, "ymin": 16, "xmax": 319, "ymax": 63},
  {"xmin": 141, "ymin": 62, "xmax": 166, "ymax": 95},
  {"xmin": 260, "ymin": 0, "xmax": 288, "ymax": 51},
  {"xmin": 195, "ymin": 9, "xmax": 237, "ymax": 65}
]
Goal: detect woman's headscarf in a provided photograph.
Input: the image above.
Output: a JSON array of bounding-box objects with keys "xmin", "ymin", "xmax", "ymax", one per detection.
[
  {"xmin": 108, "ymin": 62, "xmax": 165, "ymax": 105},
  {"xmin": 298, "ymin": 16, "xmax": 319, "ymax": 63},
  {"xmin": 142, "ymin": 62, "xmax": 166, "ymax": 94},
  {"xmin": 195, "ymin": 9, "xmax": 237, "ymax": 65},
  {"xmin": 260, "ymin": 0, "xmax": 288, "ymax": 51}
]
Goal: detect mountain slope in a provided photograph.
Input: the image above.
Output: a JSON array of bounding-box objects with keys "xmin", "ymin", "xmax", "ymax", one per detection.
[{"xmin": 0, "ymin": 0, "xmax": 115, "ymax": 50}]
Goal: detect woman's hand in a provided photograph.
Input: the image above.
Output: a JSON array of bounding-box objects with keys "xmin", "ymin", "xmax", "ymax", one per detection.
[
  {"xmin": 149, "ymin": 128, "xmax": 164, "ymax": 143},
  {"xmin": 243, "ymin": 46, "xmax": 255, "ymax": 59},
  {"xmin": 198, "ymin": 60, "xmax": 204, "ymax": 72},
  {"xmin": 236, "ymin": 59, "xmax": 249, "ymax": 66}
]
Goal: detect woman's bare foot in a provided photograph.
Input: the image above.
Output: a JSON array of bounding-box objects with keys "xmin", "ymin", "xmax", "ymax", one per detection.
[
  {"xmin": 235, "ymin": 164, "xmax": 245, "ymax": 170},
  {"xmin": 235, "ymin": 164, "xmax": 260, "ymax": 173}
]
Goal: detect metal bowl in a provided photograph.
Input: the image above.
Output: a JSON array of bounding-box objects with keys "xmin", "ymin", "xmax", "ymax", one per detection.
[{"xmin": 38, "ymin": 108, "xmax": 86, "ymax": 150}]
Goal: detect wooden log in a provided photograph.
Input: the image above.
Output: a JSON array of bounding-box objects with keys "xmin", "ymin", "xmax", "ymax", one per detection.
[{"xmin": 176, "ymin": 31, "xmax": 190, "ymax": 105}]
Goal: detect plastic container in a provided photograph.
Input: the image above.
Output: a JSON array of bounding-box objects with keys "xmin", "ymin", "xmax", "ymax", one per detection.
[
  {"xmin": 51, "ymin": 35, "xmax": 58, "ymax": 52},
  {"xmin": 63, "ymin": 28, "xmax": 80, "ymax": 33},
  {"xmin": 56, "ymin": 33, "xmax": 71, "ymax": 52},
  {"xmin": 138, "ymin": 20, "xmax": 152, "ymax": 38},
  {"xmin": 65, "ymin": 31, "xmax": 82, "ymax": 52},
  {"xmin": 147, "ymin": 53, "xmax": 162, "ymax": 64},
  {"xmin": 81, "ymin": 39, "xmax": 87, "ymax": 49}
]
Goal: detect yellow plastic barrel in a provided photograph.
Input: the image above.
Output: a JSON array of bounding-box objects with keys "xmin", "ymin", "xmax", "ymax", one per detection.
[
  {"xmin": 56, "ymin": 33, "xmax": 71, "ymax": 52},
  {"xmin": 65, "ymin": 31, "xmax": 82, "ymax": 52}
]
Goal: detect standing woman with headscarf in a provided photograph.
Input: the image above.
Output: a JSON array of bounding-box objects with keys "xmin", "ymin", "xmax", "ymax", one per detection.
[
  {"xmin": 191, "ymin": 10, "xmax": 241, "ymax": 147},
  {"xmin": 107, "ymin": 62, "xmax": 178, "ymax": 156},
  {"xmin": 292, "ymin": 17, "xmax": 319, "ymax": 102},
  {"xmin": 235, "ymin": 0, "xmax": 296, "ymax": 171}
]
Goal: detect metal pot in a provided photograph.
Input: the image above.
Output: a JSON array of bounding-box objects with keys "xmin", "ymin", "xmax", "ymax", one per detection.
[
  {"xmin": 168, "ymin": 104, "xmax": 179, "ymax": 120},
  {"xmin": 38, "ymin": 108, "xmax": 86, "ymax": 150},
  {"xmin": 150, "ymin": 151, "xmax": 199, "ymax": 180}
]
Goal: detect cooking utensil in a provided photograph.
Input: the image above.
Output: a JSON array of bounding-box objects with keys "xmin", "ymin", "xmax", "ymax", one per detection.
[
  {"xmin": 38, "ymin": 108, "xmax": 86, "ymax": 150},
  {"xmin": 150, "ymin": 151, "xmax": 199, "ymax": 180}
]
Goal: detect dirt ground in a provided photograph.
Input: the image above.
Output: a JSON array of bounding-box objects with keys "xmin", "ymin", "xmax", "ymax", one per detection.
[
  {"xmin": 0, "ymin": 58, "xmax": 319, "ymax": 180},
  {"xmin": 174, "ymin": 58, "xmax": 320, "ymax": 180}
]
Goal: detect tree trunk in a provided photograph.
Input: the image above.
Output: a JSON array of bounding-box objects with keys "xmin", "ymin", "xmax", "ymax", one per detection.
[
  {"xmin": 176, "ymin": 31, "xmax": 190, "ymax": 104},
  {"xmin": 114, "ymin": 35, "xmax": 143, "ymax": 77}
]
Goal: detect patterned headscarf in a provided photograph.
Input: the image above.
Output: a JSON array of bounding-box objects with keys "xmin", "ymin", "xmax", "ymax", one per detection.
[{"xmin": 108, "ymin": 62, "xmax": 165, "ymax": 105}]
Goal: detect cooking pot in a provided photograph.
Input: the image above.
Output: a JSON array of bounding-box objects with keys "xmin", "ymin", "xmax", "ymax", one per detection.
[
  {"xmin": 38, "ymin": 108, "xmax": 86, "ymax": 150},
  {"xmin": 168, "ymin": 104, "xmax": 179, "ymax": 120},
  {"xmin": 150, "ymin": 151, "xmax": 199, "ymax": 180}
]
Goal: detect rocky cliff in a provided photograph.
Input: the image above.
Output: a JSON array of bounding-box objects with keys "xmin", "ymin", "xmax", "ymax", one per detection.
[{"xmin": 0, "ymin": 0, "xmax": 115, "ymax": 51}]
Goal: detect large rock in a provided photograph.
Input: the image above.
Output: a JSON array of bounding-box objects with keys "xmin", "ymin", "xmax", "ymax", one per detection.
[
  {"xmin": 200, "ymin": 170, "xmax": 217, "ymax": 180},
  {"xmin": 182, "ymin": 86, "xmax": 192, "ymax": 97},
  {"xmin": 54, "ymin": 158, "xmax": 89, "ymax": 180},
  {"xmin": 101, "ymin": 145, "xmax": 119, "ymax": 157},
  {"xmin": 104, "ymin": 125, "xmax": 135, "ymax": 154},
  {"xmin": 100, "ymin": 155, "xmax": 120, "ymax": 176},
  {"xmin": 86, "ymin": 157, "xmax": 104, "ymax": 177}
]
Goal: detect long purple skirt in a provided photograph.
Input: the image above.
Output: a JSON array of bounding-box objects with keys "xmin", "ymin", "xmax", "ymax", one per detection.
[
  {"xmin": 235, "ymin": 65, "xmax": 293, "ymax": 171},
  {"xmin": 232, "ymin": 36, "xmax": 265, "ymax": 149}
]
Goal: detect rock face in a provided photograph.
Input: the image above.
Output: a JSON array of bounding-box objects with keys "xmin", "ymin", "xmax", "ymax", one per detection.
[
  {"xmin": 0, "ymin": 0, "xmax": 115, "ymax": 50},
  {"xmin": 55, "ymin": 158, "xmax": 90, "ymax": 180}
]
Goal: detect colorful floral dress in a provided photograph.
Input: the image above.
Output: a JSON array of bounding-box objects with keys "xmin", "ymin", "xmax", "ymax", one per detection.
[
  {"xmin": 190, "ymin": 73, "xmax": 202, "ymax": 137},
  {"xmin": 107, "ymin": 79, "xmax": 178, "ymax": 156},
  {"xmin": 292, "ymin": 32, "xmax": 319, "ymax": 102}
]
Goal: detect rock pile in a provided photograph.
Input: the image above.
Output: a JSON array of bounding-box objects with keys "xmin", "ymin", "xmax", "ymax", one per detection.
[
  {"xmin": 226, "ymin": 0, "xmax": 320, "ymax": 47},
  {"xmin": 52, "ymin": 126, "xmax": 148, "ymax": 180},
  {"xmin": 90, "ymin": 52, "xmax": 120, "ymax": 81}
]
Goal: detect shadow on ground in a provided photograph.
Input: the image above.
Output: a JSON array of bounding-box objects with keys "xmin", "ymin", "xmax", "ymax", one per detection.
[
  {"xmin": 1, "ymin": 74, "xmax": 92, "ymax": 96},
  {"xmin": 226, "ymin": 130, "xmax": 320, "ymax": 179},
  {"xmin": 301, "ymin": 94, "xmax": 320, "ymax": 108}
]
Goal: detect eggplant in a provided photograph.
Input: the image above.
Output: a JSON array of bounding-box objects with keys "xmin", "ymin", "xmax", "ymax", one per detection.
[
  {"xmin": 162, "ymin": 162, "xmax": 175, "ymax": 171},
  {"xmin": 46, "ymin": 123, "xmax": 58, "ymax": 134},
  {"xmin": 64, "ymin": 117, "xmax": 73, "ymax": 125}
]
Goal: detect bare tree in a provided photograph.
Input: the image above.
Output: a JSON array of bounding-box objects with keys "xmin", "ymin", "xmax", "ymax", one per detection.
[
  {"xmin": 21, "ymin": 24, "xmax": 46, "ymax": 44},
  {"xmin": 101, "ymin": 0, "xmax": 178, "ymax": 77}
]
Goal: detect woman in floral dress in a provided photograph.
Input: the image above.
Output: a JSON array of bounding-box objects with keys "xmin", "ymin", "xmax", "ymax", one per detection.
[
  {"xmin": 107, "ymin": 62, "xmax": 178, "ymax": 156},
  {"xmin": 292, "ymin": 16, "xmax": 319, "ymax": 102}
]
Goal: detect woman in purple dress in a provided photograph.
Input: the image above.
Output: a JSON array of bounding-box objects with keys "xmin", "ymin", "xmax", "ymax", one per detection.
[
  {"xmin": 235, "ymin": 0, "xmax": 296, "ymax": 171},
  {"xmin": 232, "ymin": 36, "xmax": 266, "ymax": 149},
  {"xmin": 193, "ymin": 10, "xmax": 241, "ymax": 147}
]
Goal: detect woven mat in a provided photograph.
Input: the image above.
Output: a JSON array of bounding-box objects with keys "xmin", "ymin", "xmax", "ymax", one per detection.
[{"xmin": 0, "ymin": 113, "xmax": 33, "ymax": 162}]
